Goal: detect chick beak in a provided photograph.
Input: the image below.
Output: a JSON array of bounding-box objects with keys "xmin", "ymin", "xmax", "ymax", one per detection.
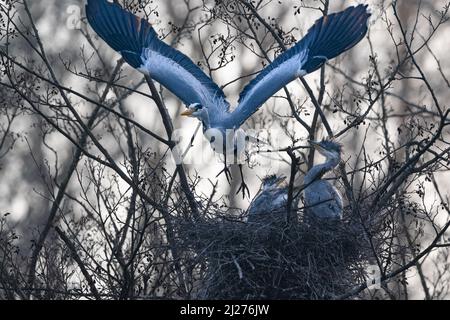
[
  {"xmin": 276, "ymin": 176, "xmax": 287, "ymax": 187},
  {"xmin": 308, "ymin": 140, "xmax": 321, "ymax": 150},
  {"xmin": 180, "ymin": 109, "xmax": 194, "ymax": 117}
]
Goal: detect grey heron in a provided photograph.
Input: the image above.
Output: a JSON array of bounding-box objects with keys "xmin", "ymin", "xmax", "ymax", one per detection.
[
  {"xmin": 86, "ymin": 0, "xmax": 370, "ymax": 196},
  {"xmin": 247, "ymin": 175, "xmax": 292, "ymax": 225},
  {"xmin": 248, "ymin": 139, "xmax": 344, "ymax": 225},
  {"xmin": 304, "ymin": 140, "xmax": 343, "ymax": 222}
]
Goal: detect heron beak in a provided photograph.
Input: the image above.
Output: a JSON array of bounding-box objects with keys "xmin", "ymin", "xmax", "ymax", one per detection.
[
  {"xmin": 276, "ymin": 176, "xmax": 287, "ymax": 187},
  {"xmin": 308, "ymin": 140, "xmax": 325, "ymax": 153},
  {"xmin": 180, "ymin": 109, "xmax": 194, "ymax": 117},
  {"xmin": 308, "ymin": 140, "xmax": 320, "ymax": 148}
]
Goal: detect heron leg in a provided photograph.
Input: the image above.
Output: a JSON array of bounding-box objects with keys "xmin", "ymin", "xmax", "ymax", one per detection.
[
  {"xmin": 216, "ymin": 153, "xmax": 232, "ymax": 184},
  {"xmin": 216, "ymin": 164, "xmax": 232, "ymax": 184},
  {"xmin": 236, "ymin": 163, "xmax": 250, "ymax": 199}
]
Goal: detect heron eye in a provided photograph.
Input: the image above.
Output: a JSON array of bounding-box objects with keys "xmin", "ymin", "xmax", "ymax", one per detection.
[{"xmin": 196, "ymin": 104, "xmax": 203, "ymax": 110}]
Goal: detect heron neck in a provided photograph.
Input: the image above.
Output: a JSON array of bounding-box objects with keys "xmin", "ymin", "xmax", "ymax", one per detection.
[
  {"xmin": 200, "ymin": 110, "xmax": 211, "ymax": 130},
  {"xmin": 304, "ymin": 155, "xmax": 340, "ymax": 185}
]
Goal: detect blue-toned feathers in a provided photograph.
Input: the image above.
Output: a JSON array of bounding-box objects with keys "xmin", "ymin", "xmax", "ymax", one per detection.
[
  {"xmin": 86, "ymin": 1, "xmax": 370, "ymax": 129},
  {"xmin": 238, "ymin": 4, "xmax": 370, "ymax": 105},
  {"xmin": 86, "ymin": 0, "xmax": 158, "ymax": 68},
  {"xmin": 302, "ymin": 4, "xmax": 371, "ymax": 73},
  {"xmin": 317, "ymin": 139, "xmax": 342, "ymax": 153},
  {"xmin": 86, "ymin": 0, "xmax": 226, "ymax": 106}
]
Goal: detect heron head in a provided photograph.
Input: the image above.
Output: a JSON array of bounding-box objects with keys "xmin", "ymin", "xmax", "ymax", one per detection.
[
  {"xmin": 180, "ymin": 103, "xmax": 206, "ymax": 120},
  {"xmin": 308, "ymin": 139, "xmax": 342, "ymax": 160},
  {"xmin": 262, "ymin": 175, "xmax": 287, "ymax": 190}
]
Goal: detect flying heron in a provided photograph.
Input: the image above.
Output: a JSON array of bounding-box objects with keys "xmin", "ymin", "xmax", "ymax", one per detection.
[
  {"xmin": 304, "ymin": 139, "xmax": 343, "ymax": 222},
  {"xmin": 86, "ymin": 0, "xmax": 370, "ymax": 195}
]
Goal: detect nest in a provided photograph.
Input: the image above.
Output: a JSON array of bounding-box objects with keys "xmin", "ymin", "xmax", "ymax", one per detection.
[{"xmin": 177, "ymin": 211, "xmax": 373, "ymax": 299}]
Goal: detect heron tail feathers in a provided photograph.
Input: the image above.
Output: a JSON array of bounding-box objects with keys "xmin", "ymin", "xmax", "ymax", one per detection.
[{"xmin": 86, "ymin": 0, "xmax": 158, "ymax": 68}]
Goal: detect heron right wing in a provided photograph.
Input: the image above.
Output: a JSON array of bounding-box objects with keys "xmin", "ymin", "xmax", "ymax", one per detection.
[
  {"xmin": 86, "ymin": 0, "xmax": 227, "ymax": 108},
  {"xmin": 227, "ymin": 5, "xmax": 370, "ymax": 127}
]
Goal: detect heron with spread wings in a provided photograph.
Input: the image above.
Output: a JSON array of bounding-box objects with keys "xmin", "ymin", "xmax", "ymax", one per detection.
[{"xmin": 86, "ymin": 0, "xmax": 370, "ymax": 196}]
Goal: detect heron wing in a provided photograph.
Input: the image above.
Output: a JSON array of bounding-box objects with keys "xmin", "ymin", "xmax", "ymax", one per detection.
[
  {"xmin": 86, "ymin": 0, "xmax": 228, "ymax": 109},
  {"xmin": 227, "ymin": 5, "xmax": 370, "ymax": 127}
]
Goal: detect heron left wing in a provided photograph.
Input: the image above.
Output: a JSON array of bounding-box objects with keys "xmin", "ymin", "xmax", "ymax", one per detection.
[
  {"xmin": 86, "ymin": 0, "xmax": 228, "ymax": 110},
  {"xmin": 227, "ymin": 5, "xmax": 370, "ymax": 127}
]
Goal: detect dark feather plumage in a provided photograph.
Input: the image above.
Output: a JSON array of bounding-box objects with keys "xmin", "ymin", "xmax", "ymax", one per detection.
[
  {"xmin": 238, "ymin": 4, "xmax": 370, "ymax": 106},
  {"xmin": 85, "ymin": 0, "xmax": 226, "ymax": 105}
]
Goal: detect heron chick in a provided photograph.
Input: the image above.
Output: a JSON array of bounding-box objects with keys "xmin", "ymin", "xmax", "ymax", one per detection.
[
  {"xmin": 247, "ymin": 175, "xmax": 300, "ymax": 225},
  {"xmin": 304, "ymin": 140, "xmax": 343, "ymax": 222},
  {"xmin": 247, "ymin": 140, "xmax": 343, "ymax": 226}
]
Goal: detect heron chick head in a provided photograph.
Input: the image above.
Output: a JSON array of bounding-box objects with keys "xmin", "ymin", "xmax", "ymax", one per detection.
[
  {"xmin": 308, "ymin": 139, "xmax": 342, "ymax": 160},
  {"xmin": 261, "ymin": 175, "xmax": 287, "ymax": 191}
]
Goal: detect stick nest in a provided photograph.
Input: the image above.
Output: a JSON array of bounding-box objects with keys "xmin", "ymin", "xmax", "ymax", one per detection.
[{"xmin": 177, "ymin": 210, "xmax": 375, "ymax": 299}]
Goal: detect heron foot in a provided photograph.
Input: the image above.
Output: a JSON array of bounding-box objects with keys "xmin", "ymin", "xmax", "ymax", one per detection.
[
  {"xmin": 216, "ymin": 164, "xmax": 233, "ymax": 184},
  {"xmin": 236, "ymin": 180, "xmax": 250, "ymax": 199},
  {"xmin": 236, "ymin": 164, "xmax": 250, "ymax": 199}
]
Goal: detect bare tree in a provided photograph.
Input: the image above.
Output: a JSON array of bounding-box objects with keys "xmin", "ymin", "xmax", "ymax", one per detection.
[{"xmin": 0, "ymin": 0, "xmax": 449, "ymax": 300}]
